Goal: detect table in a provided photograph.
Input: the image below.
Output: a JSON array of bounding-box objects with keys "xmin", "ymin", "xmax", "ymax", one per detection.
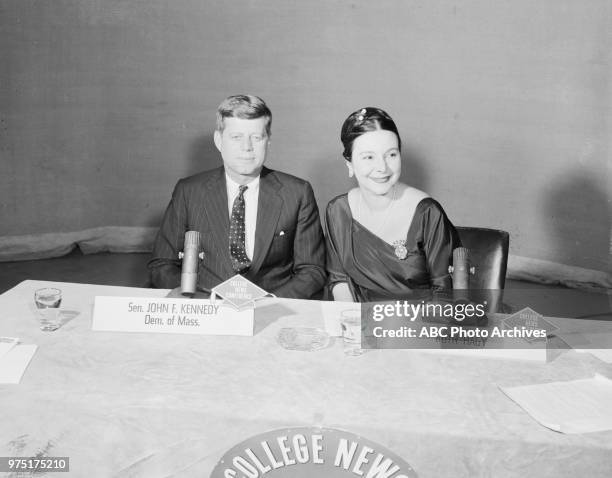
[{"xmin": 1, "ymin": 280, "xmax": 612, "ymax": 477}]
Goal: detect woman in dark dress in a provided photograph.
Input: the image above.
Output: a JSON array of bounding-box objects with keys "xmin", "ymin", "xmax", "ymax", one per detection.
[{"xmin": 325, "ymin": 107, "xmax": 460, "ymax": 302}]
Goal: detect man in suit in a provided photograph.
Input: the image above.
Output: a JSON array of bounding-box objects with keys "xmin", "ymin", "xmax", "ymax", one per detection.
[{"xmin": 148, "ymin": 95, "xmax": 326, "ymax": 299}]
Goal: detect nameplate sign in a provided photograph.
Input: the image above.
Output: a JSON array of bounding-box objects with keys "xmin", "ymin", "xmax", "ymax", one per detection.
[
  {"xmin": 92, "ymin": 296, "xmax": 254, "ymax": 336},
  {"xmin": 212, "ymin": 274, "xmax": 270, "ymax": 310}
]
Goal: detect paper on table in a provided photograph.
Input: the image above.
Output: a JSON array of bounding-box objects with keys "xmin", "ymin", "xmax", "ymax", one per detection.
[
  {"xmin": 559, "ymin": 329, "xmax": 612, "ymax": 349},
  {"xmin": 422, "ymin": 348, "xmax": 547, "ymax": 362},
  {"xmin": 0, "ymin": 344, "xmax": 37, "ymax": 384},
  {"xmin": 560, "ymin": 330, "xmax": 612, "ymax": 364},
  {"xmin": 320, "ymin": 301, "xmax": 360, "ymax": 337},
  {"xmin": 576, "ymin": 348, "xmax": 612, "ymax": 364},
  {"xmin": 500, "ymin": 374, "xmax": 612, "ymax": 434},
  {"xmin": 0, "ymin": 337, "xmax": 19, "ymax": 360}
]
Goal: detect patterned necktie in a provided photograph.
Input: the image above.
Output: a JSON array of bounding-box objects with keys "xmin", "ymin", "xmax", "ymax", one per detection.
[{"xmin": 229, "ymin": 185, "xmax": 251, "ymax": 273}]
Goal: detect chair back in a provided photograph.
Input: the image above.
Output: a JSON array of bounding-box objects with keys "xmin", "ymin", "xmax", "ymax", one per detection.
[{"xmin": 455, "ymin": 227, "xmax": 510, "ymax": 311}]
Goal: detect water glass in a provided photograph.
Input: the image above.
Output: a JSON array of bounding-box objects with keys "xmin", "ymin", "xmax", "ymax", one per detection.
[
  {"xmin": 341, "ymin": 310, "xmax": 362, "ymax": 356},
  {"xmin": 34, "ymin": 288, "xmax": 62, "ymax": 331}
]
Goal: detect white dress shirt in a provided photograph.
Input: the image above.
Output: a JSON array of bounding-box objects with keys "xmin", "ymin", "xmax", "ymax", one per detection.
[{"xmin": 225, "ymin": 174, "xmax": 260, "ymax": 260}]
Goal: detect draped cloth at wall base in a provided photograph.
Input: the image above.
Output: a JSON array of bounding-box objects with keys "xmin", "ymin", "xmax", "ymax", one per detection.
[{"xmin": 0, "ymin": 227, "xmax": 157, "ymax": 262}]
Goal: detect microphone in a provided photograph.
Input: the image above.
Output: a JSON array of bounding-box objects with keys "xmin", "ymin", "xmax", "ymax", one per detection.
[
  {"xmin": 451, "ymin": 247, "xmax": 471, "ymax": 290},
  {"xmin": 451, "ymin": 247, "xmax": 471, "ymax": 307},
  {"xmin": 178, "ymin": 231, "xmax": 204, "ymax": 296},
  {"xmin": 449, "ymin": 247, "xmax": 484, "ymax": 325}
]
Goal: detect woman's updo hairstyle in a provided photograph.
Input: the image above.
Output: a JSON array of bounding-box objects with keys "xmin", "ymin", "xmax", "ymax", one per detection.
[{"xmin": 340, "ymin": 107, "xmax": 401, "ymax": 161}]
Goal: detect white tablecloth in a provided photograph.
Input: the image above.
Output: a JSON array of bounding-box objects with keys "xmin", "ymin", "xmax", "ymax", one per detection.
[{"xmin": 1, "ymin": 280, "xmax": 611, "ymax": 477}]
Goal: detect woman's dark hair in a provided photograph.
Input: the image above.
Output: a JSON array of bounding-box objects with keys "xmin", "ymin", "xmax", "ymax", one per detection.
[{"xmin": 340, "ymin": 107, "xmax": 401, "ymax": 161}]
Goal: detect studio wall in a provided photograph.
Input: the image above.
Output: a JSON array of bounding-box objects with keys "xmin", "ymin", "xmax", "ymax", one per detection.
[{"xmin": 1, "ymin": 0, "xmax": 610, "ymax": 277}]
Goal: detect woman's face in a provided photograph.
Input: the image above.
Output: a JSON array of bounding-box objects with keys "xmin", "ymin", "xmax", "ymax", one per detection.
[{"xmin": 347, "ymin": 129, "xmax": 401, "ymax": 196}]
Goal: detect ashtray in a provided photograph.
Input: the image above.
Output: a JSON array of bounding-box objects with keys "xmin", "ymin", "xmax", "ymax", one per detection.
[{"xmin": 277, "ymin": 327, "xmax": 331, "ymax": 351}]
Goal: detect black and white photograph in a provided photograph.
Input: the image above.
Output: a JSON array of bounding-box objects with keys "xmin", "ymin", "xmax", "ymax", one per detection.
[{"xmin": 1, "ymin": 1, "xmax": 611, "ymax": 476}]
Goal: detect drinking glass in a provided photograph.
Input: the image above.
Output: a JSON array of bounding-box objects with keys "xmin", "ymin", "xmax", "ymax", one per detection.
[
  {"xmin": 34, "ymin": 288, "xmax": 62, "ymax": 331},
  {"xmin": 341, "ymin": 310, "xmax": 362, "ymax": 356}
]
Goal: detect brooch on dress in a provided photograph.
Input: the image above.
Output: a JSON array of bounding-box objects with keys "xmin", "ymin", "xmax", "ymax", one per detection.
[{"xmin": 392, "ymin": 239, "xmax": 408, "ymax": 260}]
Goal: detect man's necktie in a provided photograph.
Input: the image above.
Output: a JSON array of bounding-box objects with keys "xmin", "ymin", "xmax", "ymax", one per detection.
[{"xmin": 229, "ymin": 185, "xmax": 251, "ymax": 273}]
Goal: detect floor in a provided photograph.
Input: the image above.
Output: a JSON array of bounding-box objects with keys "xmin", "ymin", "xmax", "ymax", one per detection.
[{"xmin": 0, "ymin": 249, "xmax": 610, "ymax": 320}]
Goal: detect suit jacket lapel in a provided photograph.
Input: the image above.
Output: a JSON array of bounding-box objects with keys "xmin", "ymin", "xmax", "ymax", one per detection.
[
  {"xmin": 203, "ymin": 167, "xmax": 233, "ymax": 276},
  {"xmin": 250, "ymin": 168, "xmax": 282, "ymax": 274}
]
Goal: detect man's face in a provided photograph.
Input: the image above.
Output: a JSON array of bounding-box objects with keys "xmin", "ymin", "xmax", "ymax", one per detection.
[{"xmin": 214, "ymin": 117, "xmax": 270, "ymax": 184}]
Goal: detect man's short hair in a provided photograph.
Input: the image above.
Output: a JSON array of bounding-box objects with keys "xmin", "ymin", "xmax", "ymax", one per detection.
[{"xmin": 216, "ymin": 95, "xmax": 272, "ymax": 136}]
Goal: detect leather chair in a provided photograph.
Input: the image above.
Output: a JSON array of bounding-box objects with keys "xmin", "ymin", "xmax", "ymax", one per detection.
[{"xmin": 455, "ymin": 227, "xmax": 510, "ymax": 312}]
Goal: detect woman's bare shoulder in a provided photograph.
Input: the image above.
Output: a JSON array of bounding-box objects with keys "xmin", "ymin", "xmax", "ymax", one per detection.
[{"xmin": 346, "ymin": 187, "xmax": 360, "ymax": 214}]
